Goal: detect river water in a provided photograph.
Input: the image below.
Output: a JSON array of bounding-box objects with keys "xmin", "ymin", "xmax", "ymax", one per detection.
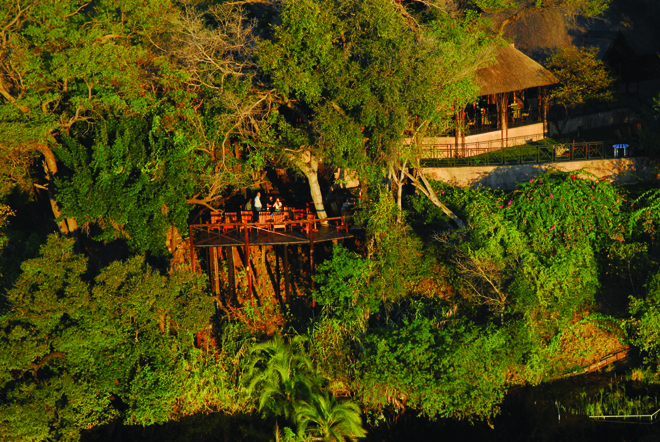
[{"xmin": 372, "ymin": 369, "xmax": 660, "ymax": 442}]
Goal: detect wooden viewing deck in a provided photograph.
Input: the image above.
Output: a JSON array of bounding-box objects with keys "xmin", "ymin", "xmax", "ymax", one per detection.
[
  {"xmin": 190, "ymin": 213, "xmax": 360, "ymax": 299},
  {"xmin": 190, "ymin": 217, "xmax": 355, "ymax": 249}
]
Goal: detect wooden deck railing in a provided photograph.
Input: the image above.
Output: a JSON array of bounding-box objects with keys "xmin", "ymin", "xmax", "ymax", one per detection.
[
  {"xmin": 189, "ymin": 214, "xmax": 354, "ymax": 272},
  {"xmin": 421, "ymin": 141, "xmax": 610, "ymax": 167},
  {"xmin": 193, "ymin": 214, "xmax": 351, "ymax": 235}
]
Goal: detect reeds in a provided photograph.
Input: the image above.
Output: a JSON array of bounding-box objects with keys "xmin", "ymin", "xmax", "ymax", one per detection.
[{"xmin": 563, "ymin": 377, "xmax": 660, "ymax": 422}]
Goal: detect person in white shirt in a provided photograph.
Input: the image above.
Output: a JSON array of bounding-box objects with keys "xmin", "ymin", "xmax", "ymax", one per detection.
[{"xmin": 254, "ymin": 192, "xmax": 263, "ymax": 212}]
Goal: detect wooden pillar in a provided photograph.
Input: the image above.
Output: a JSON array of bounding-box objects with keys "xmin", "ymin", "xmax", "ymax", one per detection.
[
  {"xmin": 539, "ymin": 86, "xmax": 549, "ymax": 136},
  {"xmin": 454, "ymin": 107, "xmax": 465, "ymax": 157},
  {"xmin": 283, "ymin": 245, "xmax": 290, "ymax": 302},
  {"xmin": 275, "ymin": 245, "xmax": 280, "ymax": 298},
  {"xmin": 310, "ymin": 229, "xmax": 315, "ymax": 307},
  {"xmin": 496, "ymin": 93, "xmax": 509, "ymax": 147},
  {"xmin": 454, "ymin": 109, "xmax": 460, "ymax": 158},
  {"xmin": 244, "ymin": 223, "xmax": 252, "ymax": 298},
  {"xmin": 205, "ymin": 247, "xmax": 211, "ymax": 287},
  {"xmin": 189, "ymin": 224, "xmax": 196, "ymax": 273},
  {"xmin": 227, "ymin": 247, "xmax": 236, "ymax": 301},
  {"xmin": 212, "ymin": 247, "xmax": 220, "ymax": 295},
  {"xmin": 261, "ymin": 245, "xmax": 265, "ymax": 272}
]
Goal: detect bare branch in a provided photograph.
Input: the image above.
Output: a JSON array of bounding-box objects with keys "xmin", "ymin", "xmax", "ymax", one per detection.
[
  {"xmin": 0, "ymin": 75, "xmax": 29, "ymax": 113},
  {"xmin": 223, "ymin": 0, "xmax": 275, "ymax": 5},
  {"xmin": 95, "ymin": 34, "xmax": 121, "ymax": 43},
  {"xmin": 64, "ymin": 1, "xmax": 91, "ymax": 19}
]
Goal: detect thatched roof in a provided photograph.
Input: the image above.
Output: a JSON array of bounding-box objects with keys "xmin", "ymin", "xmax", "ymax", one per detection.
[{"xmin": 477, "ymin": 44, "xmax": 558, "ymax": 96}]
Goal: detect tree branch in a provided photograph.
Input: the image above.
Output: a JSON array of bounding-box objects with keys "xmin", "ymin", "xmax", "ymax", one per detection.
[{"xmin": 64, "ymin": 1, "xmax": 91, "ymax": 19}]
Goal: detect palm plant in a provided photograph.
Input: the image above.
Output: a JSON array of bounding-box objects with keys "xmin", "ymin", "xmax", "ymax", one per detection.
[
  {"xmin": 294, "ymin": 391, "xmax": 366, "ymax": 442},
  {"xmin": 243, "ymin": 335, "xmax": 366, "ymax": 441},
  {"xmin": 243, "ymin": 336, "xmax": 320, "ymax": 420}
]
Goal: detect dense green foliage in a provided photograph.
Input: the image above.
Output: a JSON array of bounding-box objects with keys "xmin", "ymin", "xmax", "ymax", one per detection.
[
  {"xmin": 257, "ymin": 0, "xmax": 490, "ymax": 173},
  {"xmin": 546, "ymin": 47, "xmax": 615, "ymax": 128},
  {"xmin": 6, "ymin": 0, "xmax": 660, "ymax": 441},
  {"xmin": 55, "ymin": 116, "xmax": 204, "ymax": 254},
  {"xmin": 0, "ymin": 235, "xmax": 220, "ymax": 440},
  {"xmin": 243, "ymin": 337, "xmax": 366, "ymax": 441}
]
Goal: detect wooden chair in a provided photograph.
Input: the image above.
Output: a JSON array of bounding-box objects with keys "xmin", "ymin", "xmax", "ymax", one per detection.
[
  {"xmin": 258, "ymin": 211, "xmax": 270, "ymax": 224},
  {"xmin": 305, "ymin": 213, "xmax": 318, "ymax": 233},
  {"xmin": 290, "ymin": 209, "xmax": 305, "ymax": 231},
  {"xmin": 224, "ymin": 212, "xmax": 239, "ymax": 232},
  {"xmin": 240, "ymin": 210, "xmax": 253, "ymax": 223},
  {"xmin": 239, "ymin": 210, "xmax": 253, "ymax": 233},
  {"xmin": 272, "ymin": 212, "xmax": 287, "ymax": 231},
  {"xmin": 337, "ymin": 214, "xmax": 350, "ymax": 233},
  {"xmin": 209, "ymin": 212, "xmax": 223, "ymax": 232}
]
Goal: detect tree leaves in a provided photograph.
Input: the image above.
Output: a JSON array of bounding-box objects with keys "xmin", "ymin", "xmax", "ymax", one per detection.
[{"xmin": 0, "ymin": 234, "xmax": 214, "ymax": 440}]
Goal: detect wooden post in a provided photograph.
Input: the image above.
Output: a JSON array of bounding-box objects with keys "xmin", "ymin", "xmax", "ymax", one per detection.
[
  {"xmin": 227, "ymin": 247, "xmax": 235, "ymax": 301},
  {"xmin": 245, "ymin": 223, "xmax": 252, "ymax": 298},
  {"xmin": 189, "ymin": 224, "xmax": 195, "ymax": 273},
  {"xmin": 212, "ymin": 247, "xmax": 220, "ymax": 294},
  {"xmin": 540, "ymin": 86, "xmax": 550, "ymax": 136},
  {"xmin": 284, "ymin": 245, "xmax": 290, "ymax": 302},
  {"xmin": 261, "ymin": 245, "xmax": 265, "ymax": 272},
  {"xmin": 275, "ymin": 245, "xmax": 280, "ymax": 298},
  {"xmin": 496, "ymin": 93, "xmax": 509, "ymax": 147},
  {"xmin": 310, "ymin": 228, "xmax": 315, "ymax": 306},
  {"xmin": 454, "ymin": 108, "xmax": 460, "ymax": 158}
]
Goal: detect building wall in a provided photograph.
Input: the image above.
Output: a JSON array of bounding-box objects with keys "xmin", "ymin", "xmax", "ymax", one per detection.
[{"xmin": 424, "ymin": 157, "xmax": 659, "ymax": 190}]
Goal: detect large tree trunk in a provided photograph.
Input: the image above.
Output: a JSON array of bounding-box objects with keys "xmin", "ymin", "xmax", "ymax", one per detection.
[
  {"xmin": 287, "ymin": 150, "xmax": 328, "ymax": 224},
  {"xmin": 403, "ymin": 167, "xmax": 464, "ymax": 229},
  {"xmin": 389, "ymin": 161, "xmax": 406, "ymax": 223},
  {"xmin": 34, "ymin": 143, "xmax": 79, "ymax": 239}
]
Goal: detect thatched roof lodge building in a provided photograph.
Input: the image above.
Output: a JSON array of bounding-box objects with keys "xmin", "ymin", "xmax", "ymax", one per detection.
[{"xmin": 423, "ymin": 44, "xmax": 559, "ymax": 159}]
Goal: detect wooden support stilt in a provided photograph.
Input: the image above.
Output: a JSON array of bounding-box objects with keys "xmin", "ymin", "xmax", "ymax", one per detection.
[
  {"xmin": 212, "ymin": 247, "xmax": 220, "ymax": 295},
  {"xmin": 205, "ymin": 247, "xmax": 211, "ymax": 287},
  {"xmin": 189, "ymin": 224, "xmax": 196, "ymax": 273},
  {"xmin": 284, "ymin": 245, "xmax": 290, "ymax": 303},
  {"xmin": 275, "ymin": 246, "xmax": 280, "ymax": 299},
  {"xmin": 310, "ymin": 229, "xmax": 315, "ymax": 306},
  {"xmin": 261, "ymin": 245, "xmax": 265, "ymax": 270},
  {"xmin": 245, "ymin": 224, "xmax": 252, "ymax": 298},
  {"xmin": 227, "ymin": 247, "xmax": 235, "ymax": 302}
]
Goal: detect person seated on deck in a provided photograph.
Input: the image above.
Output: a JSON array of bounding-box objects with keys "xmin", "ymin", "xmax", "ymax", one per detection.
[
  {"xmin": 341, "ymin": 199, "xmax": 351, "ymax": 214},
  {"xmin": 270, "ymin": 197, "xmax": 283, "ymax": 219}
]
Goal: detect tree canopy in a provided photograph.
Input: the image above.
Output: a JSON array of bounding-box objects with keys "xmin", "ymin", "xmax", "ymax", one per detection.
[{"xmin": 8, "ymin": 1, "xmax": 660, "ymax": 441}]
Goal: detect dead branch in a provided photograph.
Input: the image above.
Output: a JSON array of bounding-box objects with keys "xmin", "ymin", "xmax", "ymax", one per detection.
[
  {"xmin": 402, "ymin": 167, "xmax": 464, "ymax": 228},
  {"xmin": 64, "ymin": 1, "xmax": 91, "ymax": 19}
]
